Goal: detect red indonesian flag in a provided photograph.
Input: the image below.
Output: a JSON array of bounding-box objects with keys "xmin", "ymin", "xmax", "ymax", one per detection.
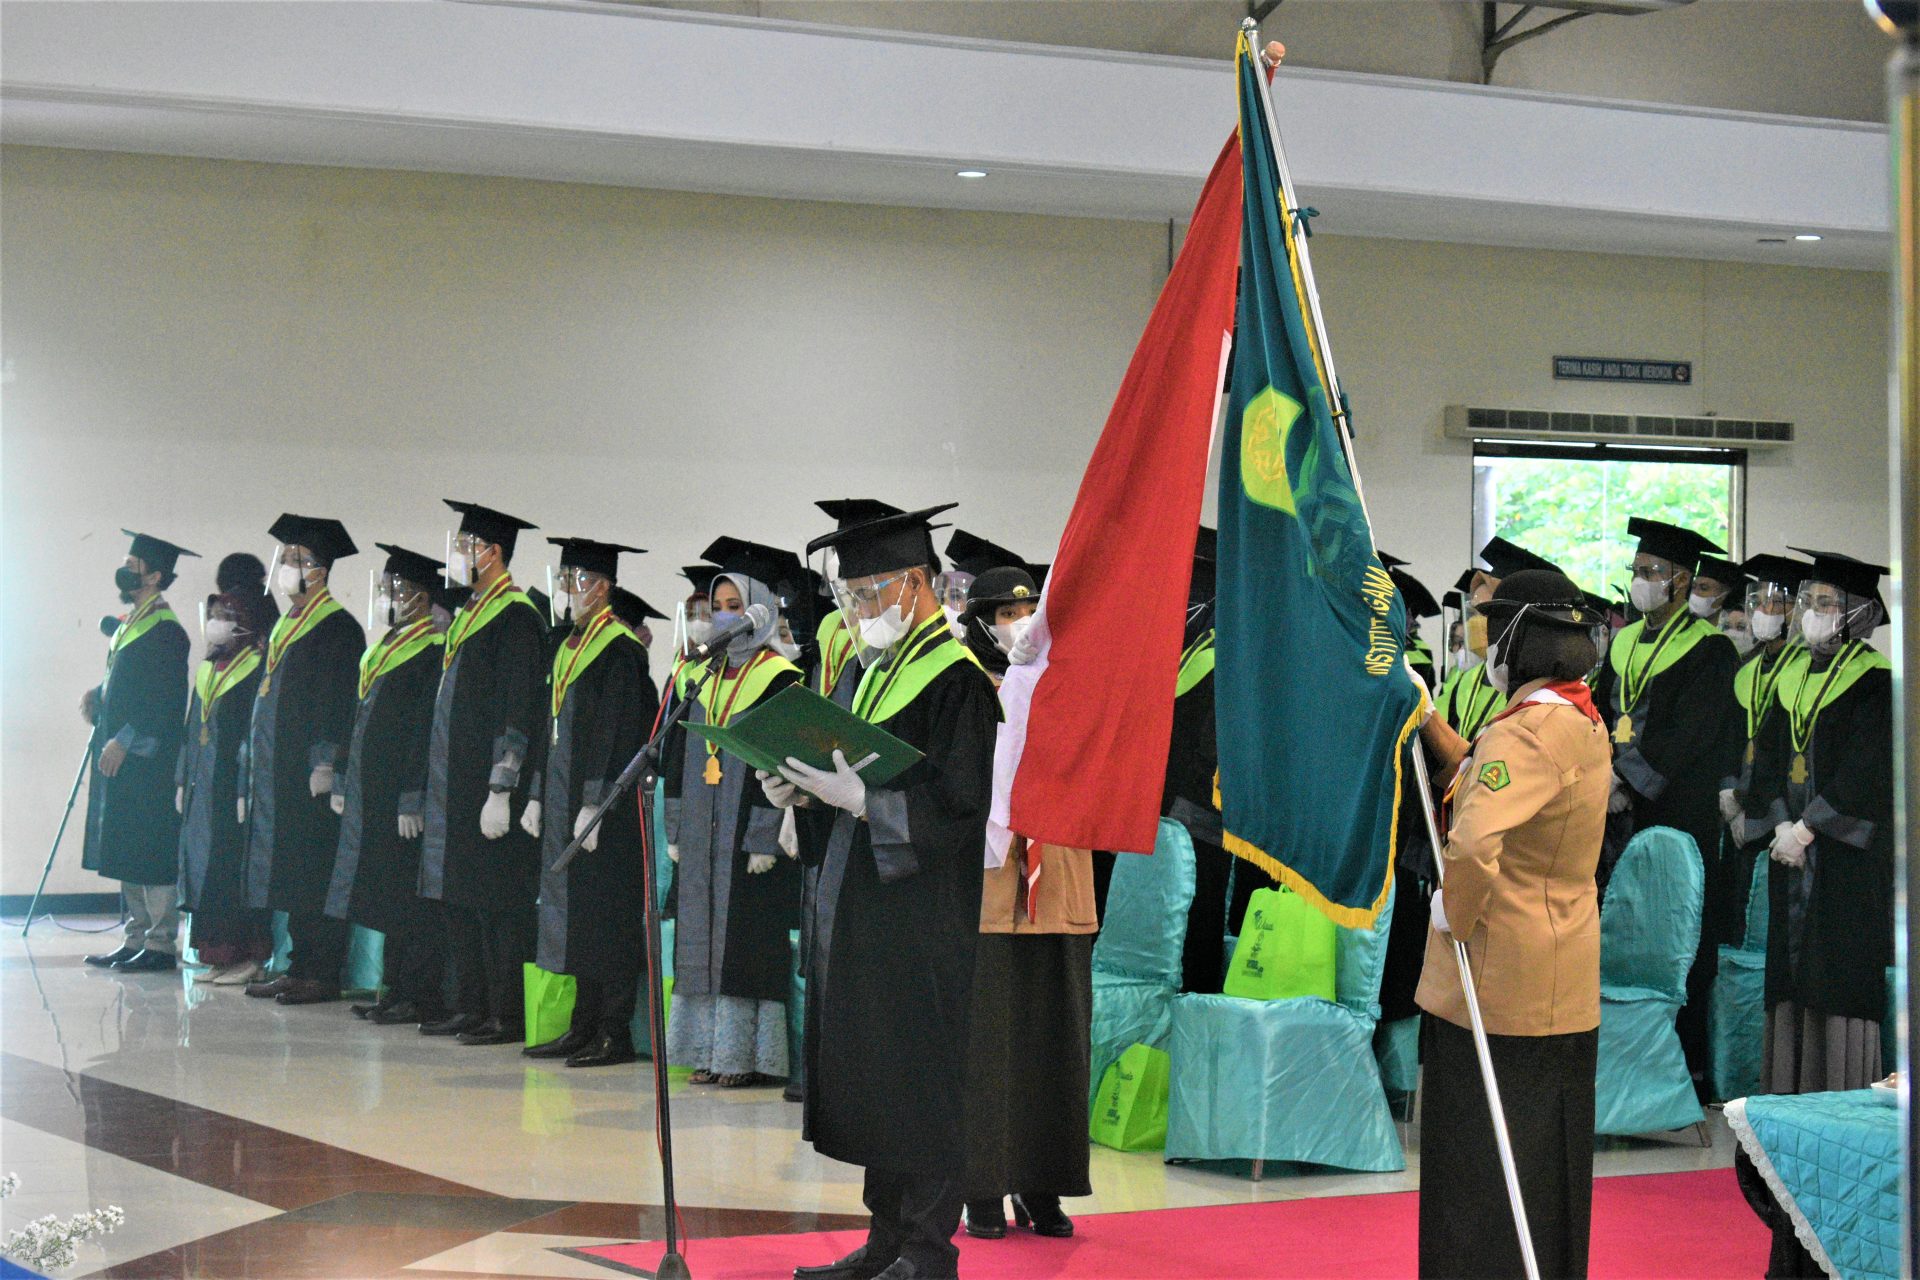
[{"xmin": 991, "ymin": 136, "xmax": 1242, "ymax": 858}]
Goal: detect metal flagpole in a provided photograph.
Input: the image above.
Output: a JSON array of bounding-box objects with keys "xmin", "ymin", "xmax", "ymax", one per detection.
[
  {"xmin": 1244, "ymin": 22, "xmax": 1542, "ymax": 1279},
  {"xmin": 1865, "ymin": 4, "xmax": 1920, "ymax": 1273}
]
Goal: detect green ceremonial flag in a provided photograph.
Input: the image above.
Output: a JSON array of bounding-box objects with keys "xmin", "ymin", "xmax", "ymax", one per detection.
[{"xmin": 1214, "ymin": 31, "xmax": 1424, "ymax": 929}]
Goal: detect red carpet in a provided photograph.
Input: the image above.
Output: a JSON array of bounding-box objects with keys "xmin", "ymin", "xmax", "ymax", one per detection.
[{"xmin": 575, "ymin": 1169, "xmax": 1767, "ymax": 1278}]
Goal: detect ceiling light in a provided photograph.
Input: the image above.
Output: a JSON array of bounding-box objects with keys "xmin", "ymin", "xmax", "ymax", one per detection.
[
  {"xmin": 1756, "ymin": 237, "xmax": 1786, "ymax": 244},
  {"xmin": 956, "ymin": 169, "xmax": 988, "ymax": 179},
  {"xmin": 1794, "ymin": 233, "xmax": 1822, "ymax": 242}
]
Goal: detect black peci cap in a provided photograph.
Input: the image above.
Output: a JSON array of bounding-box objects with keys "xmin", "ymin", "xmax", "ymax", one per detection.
[
  {"xmin": 269, "ymin": 514, "xmax": 357, "ymax": 566},
  {"xmin": 968, "ymin": 566, "xmax": 1040, "ymax": 609},
  {"xmin": 1787, "ymin": 547, "xmax": 1888, "ymax": 599},
  {"xmin": 815, "ymin": 498, "xmax": 904, "ymax": 530},
  {"xmin": 1388, "ymin": 567, "xmax": 1440, "ymax": 620},
  {"xmin": 702, "ymin": 536, "xmax": 807, "ymax": 601},
  {"xmin": 1627, "ymin": 517, "xmax": 1723, "ymax": 574},
  {"xmin": 1476, "ymin": 536, "xmax": 1560, "ymax": 580},
  {"xmin": 1742, "ymin": 553, "xmax": 1813, "ymax": 594},
  {"xmin": 549, "ymin": 536, "xmax": 644, "ymax": 582},
  {"xmin": 375, "ymin": 543, "xmax": 444, "ymax": 591},
  {"xmin": 609, "ymin": 587, "xmax": 667, "ymax": 627},
  {"xmin": 443, "ymin": 500, "xmax": 536, "ymax": 560},
  {"xmin": 121, "ymin": 530, "xmax": 200, "ymax": 576},
  {"xmin": 807, "ymin": 504, "xmax": 957, "ymax": 580}
]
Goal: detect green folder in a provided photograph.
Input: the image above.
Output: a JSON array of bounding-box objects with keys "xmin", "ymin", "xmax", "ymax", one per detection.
[{"xmin": 682, "ymin": 683, "xmax": 923, "ymax": 788}]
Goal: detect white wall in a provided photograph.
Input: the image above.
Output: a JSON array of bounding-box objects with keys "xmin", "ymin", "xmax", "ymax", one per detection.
[{"xmin": 0, "ymin": 145, "xmax": 1889, "ymax": 894}]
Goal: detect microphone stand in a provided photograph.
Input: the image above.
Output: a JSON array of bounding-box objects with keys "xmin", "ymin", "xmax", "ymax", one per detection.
[
  {"xmin": 22, "ymin": 748, "xmax": 93, "ymax": 937},
  {"xmin": 553, "ymin": 644, "xmax": 734, "ymax": 1280}
]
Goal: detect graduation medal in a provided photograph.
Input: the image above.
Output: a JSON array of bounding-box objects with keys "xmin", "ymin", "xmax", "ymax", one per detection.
[
  {"xmin": 704, "ymin": 755, "xmax": 724, "ymax": 786},
  {"xmin": 1785, "ymin": 641, "xmax": 1863, "ymax": 798},
  {"xmin": 200, "ymin": 724, "xmax": 211, "ymax": 746},
  {"xmin": 1612, "ymin": 714, "xmax": 1634, "ymax": 745},
  {"xmin": 1789, "ymin": 753, "xmax": 1809, "ymax": 786},
  {"xmin": 701, "ymin": 652, "xmax": 770, "ymax": 786}
]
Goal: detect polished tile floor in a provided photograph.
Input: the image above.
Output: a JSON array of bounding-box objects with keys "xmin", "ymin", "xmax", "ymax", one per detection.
[{"xmin": 1, "ymin": 921, "xmax": 1733, "ymax": 1278}]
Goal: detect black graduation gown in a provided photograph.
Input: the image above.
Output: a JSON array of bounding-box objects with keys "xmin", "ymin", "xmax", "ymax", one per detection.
[
  {"xmin": 419, "ymin": 594, "xmax": 545, "ymax": 909},
  {"xmin": 1721, "ymin": 644, "xmax": 1801, "ymax": 946},
  {"xmin": 535, "ymin": 631, "xmax": 657, "ymax": 975},
  {"xmin": 244, "ymin": 606, "xmax": 364, "ymax": 912},
  {"xmin": 82, "ymin": 609, "xmax": 190, "ymax": 886},
  {"xmin": 803, "ymin": 656, "xmax": 998, "ymax": 1176},
  {"xmin": 662, "ymin": 663, "xmax": 803, "ymax": 1003},
  {"xmin": 323, "ymin": 633, "xmax": 441, "ymax": 933},
  {"xmin": 1762, "ymin": 664, "xmax": 1894, "ymax": 1023},
  {"xmin": 178, "ymin": 652, "xmax": 263, "ymax": 912}
]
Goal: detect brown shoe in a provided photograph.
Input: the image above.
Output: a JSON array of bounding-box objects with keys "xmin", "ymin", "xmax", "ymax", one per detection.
[
  {"xmin": 244, "ymin": 974, "xmax": 295, "ymax": 999},
  {"xmin": 275, "ymin": 978, "xmax": 341, "ymax": 1005}
]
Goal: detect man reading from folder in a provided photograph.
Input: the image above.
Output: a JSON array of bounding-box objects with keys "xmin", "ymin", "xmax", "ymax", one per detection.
[{"xmin": 760, "ymin": 504, "xmax": 1000, "ymax": 1280}]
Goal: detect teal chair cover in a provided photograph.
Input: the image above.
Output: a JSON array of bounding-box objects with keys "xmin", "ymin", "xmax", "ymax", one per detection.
[
  {"xmin": 265, "ymin": 912, "xmax": 383, "ymax": 992},
  {"xmin": 1710, "ymin": 852, "xmax": 1770, "ymax": 1102},
  {"xmin": 1595, "ymin": 826, "xmax": 1705, "ymax": 1135},
  {"xmin": 1164, "ymin": 880, "xmax": 1405, "ymax": 1173},
  {"xmin": 1088, "ymin": 819, "xmax": 1196, "ymax": 1109},
  {"xmin": 1374, "ymin": 1015, "xmax": 1421, "ymax": 1098}
]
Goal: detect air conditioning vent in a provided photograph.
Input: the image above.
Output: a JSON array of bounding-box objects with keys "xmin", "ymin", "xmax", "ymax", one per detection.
[{"xmin": 1445, "ymin": 405, "xmax": 1792, "ymax": 449}]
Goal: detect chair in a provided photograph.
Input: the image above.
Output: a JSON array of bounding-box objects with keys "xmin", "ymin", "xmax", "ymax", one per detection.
[
  {"xmin": 1164, "ymin": 879, "xmax": 1405, "ymax": 1174},
  {"xmin": 1088, "ymin": 818, "xmax": 1196, "ymax": 1111},
  {"xmin": 1709, "ymin": 852, "xmax": 1769, "ymax": 1102},
  {"xmin": 1594, "ymin": 826, "xmax": 1705, "ymax": 1137}
]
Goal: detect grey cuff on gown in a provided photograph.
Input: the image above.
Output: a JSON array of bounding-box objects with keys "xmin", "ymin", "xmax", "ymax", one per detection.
[
  {"xmin": 308, "ymin": 742, "xmax": 338, "ymax": 771},
  {"xmin": 397, "ymin": 790, "xmax": 425, "ymax": 818},
  {"xmin": 1613, "ymin": 746, "xmax": 1667, "ymax": 801},
  {"xmin": 583, "ymin": 780, "xmax": 608, "ymax": 808},
  {"xmin": 1803, "ymin": 794, "xmax": 1875, "ymax": 850},
  {"xmin": 1733, "ymin": 797, "xmax": 1788, "ymax": 848},
  {"xmin": 490, "ymin": 731, "xmax": 528, "ymax": 790},
  {"xmin": 865, "ymin": 789, "xmax": 920, "ymax": 883},
  {"xmin": 743, "ymin": 805, "xmax": 783, "ymax": 857},
  {"xmin": 110, "ymin": 725, "xmax": 158, "ymax": 758}
]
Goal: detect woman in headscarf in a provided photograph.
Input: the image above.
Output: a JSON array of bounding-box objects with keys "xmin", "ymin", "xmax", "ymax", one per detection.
[
  {"xmin": 661, "ymin": 567, "xmax": 803, "ymax": 1086},
  {"xmin": 957, "ymin": 565, "xmax": 1097, "ymax": 1241},
  {"xmin": 178, "ymin": 553, "xmax": 278, "ymax": 984}
]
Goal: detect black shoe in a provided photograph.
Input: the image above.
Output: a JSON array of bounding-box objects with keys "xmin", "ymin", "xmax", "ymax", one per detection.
[
  {"xmin": 110, "ymin": 949, "xmax": 178, "ymax": 973},
  {"xmin": 523, "ymin": 1026, "xmax": 595, "ymax": 1059},
  {"xmin": 420, "ymin": 1012, "xmax": 486, "ymax": 1037},
  {"xmin": 794, "ymin": 1248, "xmax": 895, "ymax": 1280},
  {"xmin": 872, "ymin": 1262, "xmax": 942, "ymax": 1280},
  {"xmin": 566, "ymin": 1031, "xmax": 639, "ymax": 1068},
  {"xmin": 455, "ymin": 1017, "xmax": 521, "ymax": 1046},
  {"xmin": 963, "ymin": 1199, "xmax": 1007, "ymax": 1239},
  {"xmin": 370, "ymin": 1000, "xmax": 424, "ymax": 1026},
  {"xmin": 350, "ymin": 999, "xmax": 385, "ymax": 1019},
  {"xmin": 1011, "ymin": 1193, "xmax": 1072, "ymax": 1238},
  {"xmin": 86, "ymin": 945, "xmax": 141, "ymax": 969}
]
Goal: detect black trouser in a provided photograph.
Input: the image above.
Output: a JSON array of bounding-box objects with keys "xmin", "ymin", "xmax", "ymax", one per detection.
[
  {"xmin": 384, "ymin": 914, "xmax": 447, "ymax": 1016},
  {"xmin": 446, "ymin": 903, "xmax": 532, "ymax": 1023},
  {"xmin": 569, "ymin": 974, "xmax": 637, "ymax": 1040},
  {"xmin": 286, "ymin": 910, "xmax": 350, "ymax": 984},
  {"xmin": 862, "ymin": 1167, "xmax": 963, "ymax": 1278}
]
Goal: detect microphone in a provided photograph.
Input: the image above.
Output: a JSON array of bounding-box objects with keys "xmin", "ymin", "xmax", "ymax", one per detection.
[{"xmin": 691, "ymin": 603, "xmax": 770, "ymax": 661}]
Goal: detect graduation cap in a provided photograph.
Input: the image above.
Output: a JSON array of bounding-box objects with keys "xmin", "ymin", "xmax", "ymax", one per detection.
[
  {"xmin": 121, "ymin": 530, "xmax": 199, "ymax": 576},
  {"xmin": 1695, "ymin": 554, "xmax": 1745, "ymax": 588},
  {"xmin": 1442, "ymin": 588, "xmax": 1463, "ymax": 612},
  {"xmin": 443, "ymin": 500, "xmax": 536, "ymax": 560},
  {"xmin": 1187, "ymin": 526, "xmax": 1219, "ymax": 603},
  {"xmin": 816, "ymin": 498, "xmax": 904, "ymax": 530},
  {"xmin": 375, "ymin": 543, "xmax": 444, "ymax": 590},
  {"xmin": 1452, "ymin": 569, "xmax": 1476, "ymax": 595},
  {"xmin": 549, "ymin": 536, "xmax": 645, "ymax": 582},
  {"xmin": 1475, "ymin": 536, "xmax": 1560, "ymax": 579},
  {"xmin": 1387, "ymin": 567, "xmax": 1440, "ymax": 620},
  {"xmin": 1787, "ymin": 547, "xmax": 1888, "ymax": 599},
  {"xmin": 702, "ymin": 536, "xmax": 806, "ymax": 599},
  {"xmin": 268, "ymin": 514, "xmax": 357, "ymax": 566},
  {"xmin": 433, "ymin": 582, "xmax": 472, "ymax": 613},
  {"xmin": 1376, "ymin": 551, "xmax": 1410, "ymax": 570},
  {"xmin": 1627, "ymin": 517, "xmax": 1722, "ymax": 574},
  {"xmin": 609, "ymin": 586, "xmax": 667, "ymax": 628},
  {"xmin": 806, "ymin": 504, "xmax": 956, "ymax": 580},
  {"xmin": 1583, "ymin": 590, "xmax": 1615, "ymax": 618},
  {"xmin": 681, "ymin": 564, "xmax": 722, "ymax": 593},
  {"xmin": 1742, "ymin": 553, "xmax": 1812, "ymax": 594},
  {"xmin": 945, "ymin": 529, "xmax": 1030, "ymax": 581}
]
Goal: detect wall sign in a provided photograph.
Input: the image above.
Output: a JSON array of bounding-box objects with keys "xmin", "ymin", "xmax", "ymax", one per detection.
[{"xmin": 1553, "ymin": 356, "xmax": 1692, "ymax": 385}]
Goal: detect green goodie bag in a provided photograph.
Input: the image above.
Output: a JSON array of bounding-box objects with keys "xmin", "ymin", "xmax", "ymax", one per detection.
[
  {"xmin": 1221, "ymin": 884, "xmax": 1337, "ymax": 1002},
  {"xmin": 523, "ymin": 962, "xmax": 577, "ymax": 1046},
  {"xmin": 1089, "ymin": 1042, "xmax": 1171, "ymax": 1152}
]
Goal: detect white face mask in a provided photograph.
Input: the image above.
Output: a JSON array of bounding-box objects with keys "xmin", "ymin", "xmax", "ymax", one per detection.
[
  {"xmin": 276, "ymin": 563, "xmax": 308, "ymax": 597},
  {"xmin": 1751, "ymin": 611, "xmax": 1786, "ymax": 643},
  {"xmin": 1801, "ymin": 610, "xmax": 1843, "ymax": 650},
  {"xmin": 1486, "ymin": 639, "xmax": 1511, "ymax": 696},
  {"xmin": 860, "ymin": 604, "xmax": 911, "ymax": 652},
  {"xmin": 1687, "ymin": 592, "xmax": 1722, "ymax": 619},
  {"xmin": 771, "ymin": 638, "xmax": 803, "ymax": 662},
  {"xmin": 944, "ymin": 605, "xmax": 965, "ymax": 640},
  {"xmin": 444, "ymin": 552, "xmax": 473, "ymax": 587},
  {"xmin": 1629, "ymin": 577, "xmax": 1670, "ymax": 615},
  {"xmin": 1722, "ymin": 627, "xmax": 1753, "ymax": 655},
  {"xmin": 204, "ymin": 619, "xmax": 240, "ymax": 648},
  {"xmin": 992, "ymin": 617, "xmax": 1033, "ymax": 657}
]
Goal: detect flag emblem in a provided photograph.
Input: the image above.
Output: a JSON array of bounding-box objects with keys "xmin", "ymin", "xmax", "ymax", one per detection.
[{"xmin": 1240, "ymin": 386, "xmax": 1303, "ymax": 513}]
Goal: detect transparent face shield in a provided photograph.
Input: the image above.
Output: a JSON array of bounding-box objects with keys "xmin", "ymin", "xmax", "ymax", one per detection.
[
  {"xmin": 1626, "ymin": 556, "xmax": 1680, "ymax": 616},
  {"xmin": 932, "ymin": 569, "xmax": 975, "ymax": 614},
  {"xmin": 444, "ymin": 530, "xmax": 486, "ymax": 589},
  {"xmin": 370, "ymin": 572, "xmax": 430, "ymax": 630},
  {"xmin": 1462, "ymin": 586, "xmax": 1494, "ymax": 658},
  {"xmin": 200, "ymin": 596, "xmax": 244, "ymax": 650},
  {"xmin": 1794, "ymin": 581, "xmax": 1880, "ymax": 652},
  {"xmin": 1746, "ymin": 580, "xmax": 1796, "ymax": 644},
  {"xmin": 831, "ymin": 566, "xmax": 922, "ymax": 668},
  {"xmin": 673, "ymin": 596, "xmax": 712, "ymax": 657},
  {"xmin": 554, "ymin": 566, "xmax": 609, "ymax": 628},
  {"xmin": 269, "ymin": 543, "xmax": 324, "ymax": 600}
]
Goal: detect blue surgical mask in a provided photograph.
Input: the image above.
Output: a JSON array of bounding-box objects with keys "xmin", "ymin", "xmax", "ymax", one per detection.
[{"xmin": 710, "ymin": 609, "xmax": 742, "ymax": 632}]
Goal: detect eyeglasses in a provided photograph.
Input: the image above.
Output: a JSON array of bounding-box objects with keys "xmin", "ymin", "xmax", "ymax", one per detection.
[
  {"xmin": 1626, "ymin": 562, "xmax": 1676, "ymax": 581},
  {"xmin": 841, "ymin": 575, "xmax": 905, "ymax": 608},
  {"xmin": 452, "ymin": 532, "xmax": 487, "ymax": 556}
]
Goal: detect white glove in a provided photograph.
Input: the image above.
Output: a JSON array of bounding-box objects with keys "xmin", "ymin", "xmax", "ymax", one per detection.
[
  {"xmin": 757, "ymin": 768, "xmax": 802, "ymax": 809},
  {"xmin": 480, "ymin": 790, "xmax": 511, "ymax": 840},
  {"xmin": 573, "ymin": 804, "xmax": 601, "ymax": 854},
  {"xmin": 1718, "ymin": 788, "xmax": 1742, "ymax": 825},
  {"xmin": 1771, "ymin": 819, "xmax": 1813, "ymax": 868},
  {"xmin": 520, "ymin": 800, "xmax": 543, "ymax": 839},
  {"xmin": 1607, "ymin": 771, "xmax": 1631, "ymax": 814},
  {"xmin": 1006, "ymin": 622, "xmax": 1042, "ymax": 668},
  {"xmin": 667, "ymin": 842, "xmax": 680, "ymax": 864},
  {"xmin": 1429, "ymin": 888, "xmax": 1450, "ymax": 935},
  {"xmin": 398, "ymin": 813, "xmax": 423, "ymax": 840},
  {"xmin": 237, "ymin": 796, "xmax": 248, "ymax": 825},
  {"xmin": 309, "ymin": 764, "xmax": 334, "ymax": 798},
  {"xmin": 1405, "ymin": 657, "xmax": 1434, "ymax": 726},
  {"xmin": 175, "ymin": 786, "xmax": 185, "ymax": 815},
  {"xmin": 330, "ymin": 793, "xmax": 346, "ymax": 815},
  {"xmin": 778, "ymin": 807, "xmax": 800, "ymax": 859},
  {"xmin": 779, "ymin": 750, "xmax": 868, "ymax": 817},
  {"xmin": 747, "ymin": 853, "xmax": 777, "ymax": 875}
]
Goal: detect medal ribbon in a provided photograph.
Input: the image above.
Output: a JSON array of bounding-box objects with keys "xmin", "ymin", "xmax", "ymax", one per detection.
[
  {"xmin": 1621, "ymin": 608, "xmax": 1694, "ymax": 711},
  {"xmin": 265, "ymin": 589, "xmax": 340, "ymax": 675},
  {"xmin": 199, "ymin": 648, "xmax": 262, "ymax": 721},
  {"xmin": 359, "ymin": 619, "xmax": 437, "ymax": 698},
  {"xmin": 443, "ymin": 574, "xmax": 516, "ymax": 668},
  {"xmin": 853, "ymin": 612, "xmax": 951, "ymax": 723},
  {"xmin": 551, "ymin": 609, "xmax": 619, "ymax": 721},
  {"xmin": 1788, "ymin": 640, "xmax": 1867, "ymax": 755}
]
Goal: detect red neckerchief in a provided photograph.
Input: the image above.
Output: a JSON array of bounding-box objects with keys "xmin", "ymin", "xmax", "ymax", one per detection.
[{"xmin": 1486, "ymin": 678, "xmax": 1602, "ymax": 728}]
